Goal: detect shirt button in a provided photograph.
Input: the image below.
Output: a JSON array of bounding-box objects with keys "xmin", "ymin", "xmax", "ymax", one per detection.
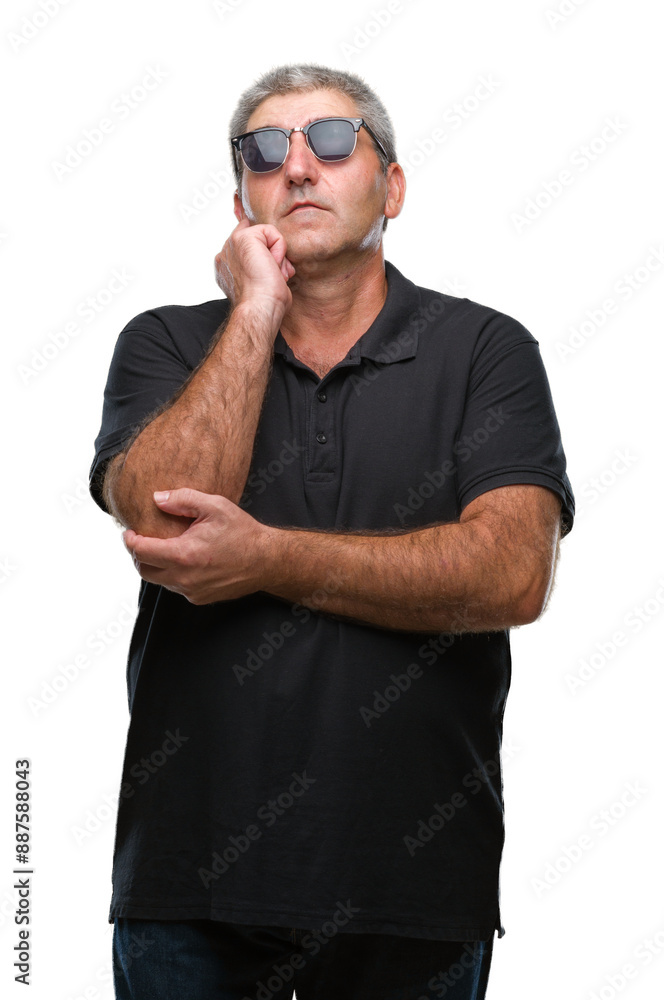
[
  {"xmin": 317, "ymin": 392, "xmax": 327, "ymax": 402},
  {"xmin": 316, "ymin": 432, "xmax": 327, "ymax": 444}
]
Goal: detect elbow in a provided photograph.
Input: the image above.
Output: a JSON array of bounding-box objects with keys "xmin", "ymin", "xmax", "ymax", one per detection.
[
  {"xmin": 103, "ymin": 454, "xmax": 142, "ymax": 530},
  {"xmin": 101, "ymin": 453, "xmax": 129, "ymax": 525},
  {"xmin": 512, "ymin": 572, "xmax": 554, "ymax": 626},
  {"xmin": 103, "ymin": 457, "xmax": 189, "ymax": 539}
]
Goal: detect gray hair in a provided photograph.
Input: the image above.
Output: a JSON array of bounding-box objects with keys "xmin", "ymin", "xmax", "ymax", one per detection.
[{"xmin": 228, "ymin": 63, "xmax": 397, "ymax": 232}]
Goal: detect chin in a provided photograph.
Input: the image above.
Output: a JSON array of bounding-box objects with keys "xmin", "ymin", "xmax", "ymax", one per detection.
[{"xmin": 283, "ymin": 231, "xmax": 338, "ymax": 266}]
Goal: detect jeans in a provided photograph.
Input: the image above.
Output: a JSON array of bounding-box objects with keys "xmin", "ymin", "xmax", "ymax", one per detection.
[{"xmin": 112, "ymin": 917, "xmax": 493, "ymax": 1000}]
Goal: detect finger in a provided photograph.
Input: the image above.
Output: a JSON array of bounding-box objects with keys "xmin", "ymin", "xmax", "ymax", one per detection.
[
  {"xmin": 260, "ymin": 225, "xmax": 289, "ymax": 267},
  {"xmin": 135, "ymin": 560, "xmax": 166, "ymax": 579},
  {"xmin": 282, "ymin": 257, "xmax": 296, "ymax": 281},
  {"xmin": 125, "ymin": 535, "xmax": 179, "ymax": 570},
  {"xmin": 152, "ymin": 487, "xmax": 218, "ymax": 519},
  {"xmin": 123, "ymin": 529, "xmax": 138, "ymax": 551},
  {"xmin": 133, "ymin": 562, "xmax": 179, "ymax": 589}
]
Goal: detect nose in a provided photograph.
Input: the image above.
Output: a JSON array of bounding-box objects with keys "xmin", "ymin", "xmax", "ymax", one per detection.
[{"xmin": 282, "ymin": 130, "xmax": 320, "ymax": 186}]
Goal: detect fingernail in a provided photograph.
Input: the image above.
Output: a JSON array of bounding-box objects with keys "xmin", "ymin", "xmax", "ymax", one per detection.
[{"xmin": 154, "ymin": 491, "xmax": 170, "ymax": 502}]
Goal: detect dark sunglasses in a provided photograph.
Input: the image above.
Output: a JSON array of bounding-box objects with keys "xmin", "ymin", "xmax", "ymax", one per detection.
[{"xmin": 230, "ymin": 116, "xmax": 389, "ymax": 174}]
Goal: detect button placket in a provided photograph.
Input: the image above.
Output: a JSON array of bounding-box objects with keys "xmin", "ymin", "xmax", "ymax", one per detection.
[
  {"xmin": 296, "ymin": 358, "xmax": 360, "ymax": 481},
  {"xmin": 306, "ymin": 375, "xmax": 337, "ymax": 477}
]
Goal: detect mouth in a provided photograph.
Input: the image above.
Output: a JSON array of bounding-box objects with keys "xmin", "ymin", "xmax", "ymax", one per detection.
[{"xmin": 286, "ymin": 203, "xmax": 325, "ymax": 215}]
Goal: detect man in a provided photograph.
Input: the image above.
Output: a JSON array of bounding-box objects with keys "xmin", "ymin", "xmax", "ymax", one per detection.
[{"xmin": 90, "ymin": 63, "xmax": 574, "ymax": 1000}]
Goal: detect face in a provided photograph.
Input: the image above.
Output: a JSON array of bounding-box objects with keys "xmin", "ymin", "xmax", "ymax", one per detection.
[{"xmin": 233, "ymin": 89, "xmax": 405, "ymax": 268}]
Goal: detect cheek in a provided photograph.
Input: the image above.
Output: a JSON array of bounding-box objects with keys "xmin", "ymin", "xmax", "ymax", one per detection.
[
  {"xmin": 352, "ymin": 166, "xmax": 386, "ymax": 201},
  {"xmin": 238, "ymin": 179, "xmax": 254, "ymax": 221},
  {"xmin": 241, "ymin": 180, "xmax": 282, "ymax": 226},
  {"xmin": 370, "ymin": 170, "xmax": 387, "ymax": 201},
  {"xmin": 346, "ymin": 172, "xmax": 386, "ymax": 218}
]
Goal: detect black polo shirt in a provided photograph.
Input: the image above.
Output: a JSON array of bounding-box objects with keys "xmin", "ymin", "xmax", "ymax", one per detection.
[{"xmin": 89, "ymin": 260, "xmax": 574, "ymax": 941}]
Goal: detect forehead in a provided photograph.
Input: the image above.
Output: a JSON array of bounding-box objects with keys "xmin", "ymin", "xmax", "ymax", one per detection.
[{"xmin": 246, "ymin": 89, "xmax": 360, "ymax": 131}]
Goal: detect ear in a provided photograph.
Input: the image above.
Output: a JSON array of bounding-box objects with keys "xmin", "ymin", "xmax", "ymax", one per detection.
[
  {"xmin": 383, "ymin": 162, "xmax": 406, "ymax": 221},
  {"xmin": 234, "ymin": 190, "xmax": 245, "ymax": 223}
]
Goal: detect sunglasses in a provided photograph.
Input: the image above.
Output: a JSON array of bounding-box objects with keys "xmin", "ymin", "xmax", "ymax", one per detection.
[{"xmin": 230, "ymin": 117, "xmax": 389, "ymax": 174}]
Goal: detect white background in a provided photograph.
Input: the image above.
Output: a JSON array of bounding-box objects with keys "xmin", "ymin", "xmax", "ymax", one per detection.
[{"xmin": 2, "ymin": 0, "xmax": 663, "ymax": 997}]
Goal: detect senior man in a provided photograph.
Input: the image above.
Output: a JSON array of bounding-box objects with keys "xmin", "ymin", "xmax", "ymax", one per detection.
[{"xmin": 90, "ymin": 63, "xmax": 574, "ymax": 1000}]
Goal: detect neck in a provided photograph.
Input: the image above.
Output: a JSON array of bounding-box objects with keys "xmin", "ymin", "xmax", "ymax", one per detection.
[{"xmin": 280, "ymin": 247, "xmax": 388, "ymax": 350}]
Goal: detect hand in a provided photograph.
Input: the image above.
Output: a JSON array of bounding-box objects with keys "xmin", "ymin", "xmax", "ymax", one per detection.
[
  {"xmin": 122, "ymin": 488, "xmax": 276, "ymax": 605},
  {"xmin": 214, "ymin": 218, "xmax": 296, "ymax": 326}
]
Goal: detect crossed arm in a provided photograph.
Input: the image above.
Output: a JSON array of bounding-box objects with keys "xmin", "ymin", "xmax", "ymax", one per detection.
[
  {"xmin": 113, "ymin": 479, "xmax": 562, "ymax": 635},
  {"xmin": 101, "ymin": 226, "xmax": 563, "ymax": 635},
  {"xmin": 101, "ymin": 322, "xmax": 562, "ymax": 634},
  {"xmin": 260, "ymin": 483, "xmax": 563, "ymax": 632}
]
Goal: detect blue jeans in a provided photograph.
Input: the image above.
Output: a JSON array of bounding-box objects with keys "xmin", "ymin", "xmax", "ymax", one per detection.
[{"xmin": 112, "ymin": 917, "xmax": 493, "ymax": 999}]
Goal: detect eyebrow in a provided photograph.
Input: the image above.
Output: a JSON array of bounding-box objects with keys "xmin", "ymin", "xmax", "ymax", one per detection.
[{"xmin": 250, "ymin": 115, "xmax": 346, "ymax": 131}]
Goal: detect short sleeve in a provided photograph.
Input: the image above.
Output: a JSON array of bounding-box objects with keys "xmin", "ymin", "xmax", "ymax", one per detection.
[
  {"xmin": 455, "ymin": 312, "xmax": 575, "ymax": 537},
  {"xmin": 89, "ymin": 314, "xmax": 193, "ymax": 514}
]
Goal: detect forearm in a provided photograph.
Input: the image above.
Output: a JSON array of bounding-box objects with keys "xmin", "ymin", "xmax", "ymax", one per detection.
[
  {"xmin": 107, "ymin": 303, "xmax": 276, "ymax": 537},
  {"xmin": 262, "ymin": 519, "xmax": 538, "ymax": 634}
]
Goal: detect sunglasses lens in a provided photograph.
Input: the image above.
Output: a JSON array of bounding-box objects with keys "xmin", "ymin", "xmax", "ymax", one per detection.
[
  {"xmin": 307, "ymin": 119, "xmax": 356, "ymax": 161},
  {"xmin": 241, "ymin": 130, "xmax": 288, "ymax": 172}
]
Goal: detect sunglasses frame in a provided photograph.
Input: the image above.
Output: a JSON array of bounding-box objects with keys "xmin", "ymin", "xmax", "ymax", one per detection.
[{"xmin": 230, "ymin": 117, "xmax": 389, "ymax": 174}]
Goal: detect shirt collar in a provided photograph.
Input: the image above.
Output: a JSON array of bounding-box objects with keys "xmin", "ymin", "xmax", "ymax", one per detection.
[{"xmin": 273, "ymin": 260, "xmax": 421, "ymax": 364}]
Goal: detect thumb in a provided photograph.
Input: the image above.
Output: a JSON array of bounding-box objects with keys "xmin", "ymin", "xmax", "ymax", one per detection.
[
  {"xmin": 152, "ymin": 487, "xmax": 216, "ymax": 519},
  {"xmin": 281, "ymin": 256, "xmax": 296, "ymax": 282}
]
